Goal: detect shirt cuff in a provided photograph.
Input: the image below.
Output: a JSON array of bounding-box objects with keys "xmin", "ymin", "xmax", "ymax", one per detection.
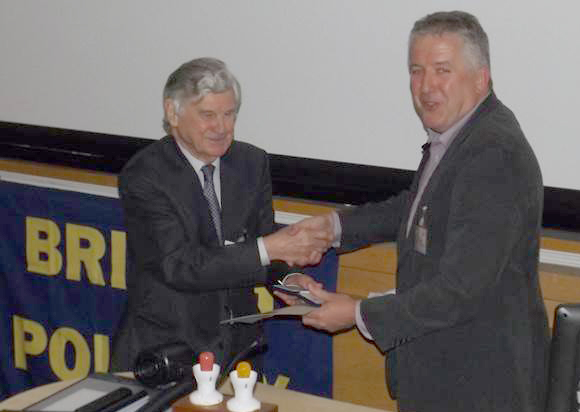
[
  {"xmin": 257, "ymin": 236, "xmax": 270, "ymax": 266},
  {"xmin": 356, "ymin": 300, "xmax": 374, "ymax": 341}
]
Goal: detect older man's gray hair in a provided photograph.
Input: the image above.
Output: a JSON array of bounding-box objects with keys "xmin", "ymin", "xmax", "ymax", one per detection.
[{"xmin": 162, "ymin": 57, "xmax": 241, "ymax": 134}]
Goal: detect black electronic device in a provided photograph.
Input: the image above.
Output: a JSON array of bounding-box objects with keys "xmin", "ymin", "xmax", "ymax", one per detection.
[
  {"xmin": 133, "ymin": 342, "xmax": 195, "ymax": 389},
  {"xmin": 73, "ymin": 387, "xmax": 132, "ymax": 412},
  {"xmin": 546, "ymin": 303, "xmax": 580, "ymax": 412},
  {"xmin": 272, "ymin": 282, "xmax": 322, "ymax": 306},
  {"xmin": 23, "ymin": 374, "xmax": 152, "ymax": 412}
]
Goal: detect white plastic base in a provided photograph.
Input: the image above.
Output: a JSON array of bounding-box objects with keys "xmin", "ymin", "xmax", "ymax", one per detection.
[
  {"xmin": 226, "ymin": 370, "xmax": 261, "ymax": 412},
  {"xmin": 189, "ymin": 363, "xmax": 224, "ymax": 406}
]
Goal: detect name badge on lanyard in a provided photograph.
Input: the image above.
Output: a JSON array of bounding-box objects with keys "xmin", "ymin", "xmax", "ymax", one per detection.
[{"xmin": 414, "ymin": 205, "xmax": 428, "ymax": 255}]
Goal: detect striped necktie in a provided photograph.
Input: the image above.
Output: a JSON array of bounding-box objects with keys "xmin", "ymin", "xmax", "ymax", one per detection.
[{"xmin": 201, "ymin": 164, "xmax": 223, "ymax": 245}]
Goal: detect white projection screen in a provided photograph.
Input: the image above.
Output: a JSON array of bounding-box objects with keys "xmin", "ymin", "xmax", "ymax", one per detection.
[{"xmin": 1, "ymin": 0, "xmax": 579, "ymax": 190}]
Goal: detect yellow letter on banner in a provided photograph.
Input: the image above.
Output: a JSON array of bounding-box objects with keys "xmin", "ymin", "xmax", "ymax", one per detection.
[
  {"xmin": 254, "ymin": 287, "xmax": 274, "ymax": 313},
  {"xmin": 49, "ymin": 327, "xmax": 91, "ymax": 380},
  {"xmin": 65, "ymin": 223, "xmax": 106, "ymax": 286},
  {"xmin": 93, "ymin": 334, "xmax": 110, "ymax": 373},
  {"xmin": 110, "ymin": 230, "xmax": 127, "ymax": 289},
  {"xmin": 26, "ymin": 217, "xmax": 62, "ymax": 276},
  {"xmin": 12, "ymin": 315, "xmax": 48, "ymax": 370},
  {"xmin": 261, "ymin": 374, "xmax": 290, "ymax": 389}
]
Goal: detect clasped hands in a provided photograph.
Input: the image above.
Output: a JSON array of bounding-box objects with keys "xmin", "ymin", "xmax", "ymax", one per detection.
[
  {"xmin": 265, "ymin": 213, "xmax": 358, "ymax": 333},
  {"xmin": 264, "ymin": 214, "xmax": 335, "ymax": 267}
]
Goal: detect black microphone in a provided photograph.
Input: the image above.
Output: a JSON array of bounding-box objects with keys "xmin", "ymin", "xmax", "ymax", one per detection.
[
  {"xmin": 132, "ymin": 342, "xmax": 195, "ymax": 412},
  {"xmin": 133, "ymin": 342, "xmax": 194, "ymax": 388},
  {"xmin": 216, "ymin": 336, "xmax": 268, "ymax": 388}
]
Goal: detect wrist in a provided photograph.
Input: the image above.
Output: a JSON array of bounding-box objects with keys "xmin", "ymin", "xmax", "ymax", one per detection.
[{"xmin": 263, "ymin": 232, "xmax": 281, "ymax": 261}]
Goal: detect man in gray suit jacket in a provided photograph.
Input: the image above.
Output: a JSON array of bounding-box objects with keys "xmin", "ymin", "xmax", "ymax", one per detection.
[
  {"xmin": 279, "ymin": 11, "xmax": 550, "ymax": 412},
  {"xmin": 111, "ymin": 58, "xmax": 327, "ymax": 372}
]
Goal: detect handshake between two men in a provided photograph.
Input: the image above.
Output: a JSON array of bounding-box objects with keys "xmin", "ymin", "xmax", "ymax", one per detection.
[
  {"xmin": 262, "ymin": 213, "xmax": 360, "ymax": 334},
  {"xmin": 264, "ymin": 213, "xmax": 335, "ymax": 267}
]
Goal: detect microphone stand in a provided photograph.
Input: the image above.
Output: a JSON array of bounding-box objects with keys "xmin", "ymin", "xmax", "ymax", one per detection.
[{"xmin": 217, "ymin": 336, "xmax": 268, "ymax": 389}]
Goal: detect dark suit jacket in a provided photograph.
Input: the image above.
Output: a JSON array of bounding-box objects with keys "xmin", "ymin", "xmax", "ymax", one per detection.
[
  {"xmin": 340, "ymin": 93, "xmax": 550, "ymax": 412},
  {"xmin": 111, "ymin": 137, "xmax": 283, "ymax": 371}
]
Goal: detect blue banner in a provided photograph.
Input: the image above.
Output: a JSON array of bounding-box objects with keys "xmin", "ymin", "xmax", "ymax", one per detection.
[
  {"xmin": 0, "ymin": 181, "xmax": 336, "ymax": 401},
  {"xmin": 263, "ymin": 250, "xmax": 336, "ymax": 397}
]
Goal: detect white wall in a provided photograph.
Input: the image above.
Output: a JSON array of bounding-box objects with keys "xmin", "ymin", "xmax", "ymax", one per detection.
[{"xmin": 1, "ymin": 0, "xmax": 578, "ymax": 190}]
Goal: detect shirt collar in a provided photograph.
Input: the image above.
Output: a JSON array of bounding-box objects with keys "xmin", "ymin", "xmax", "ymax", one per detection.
[
  {"xmin": 174, "ymin": 138, "xmax": 221, "ymax": 181},
  {"xmin": 426, "ymin": 92, "xmax": 490, "ymax": 147}
]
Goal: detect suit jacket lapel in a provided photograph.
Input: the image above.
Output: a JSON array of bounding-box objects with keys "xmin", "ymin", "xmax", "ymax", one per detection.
[
  {"xmin": 220, "ymin": 153, "xmax": 247, "ymax": 243},
  {"xmin": 164, "ymin": 137, "xmax": 203, "ymax": 197},
  {"xmin": 415, "ymin": 93, "xmax": 498, "ymax": 205},
  {"xmin": 163, "ymin": 137, "xmax": 220, "ymax": 245},
  {"xmin": 397, "ymin": 93, "xmax": 498, "ymax": 263}
]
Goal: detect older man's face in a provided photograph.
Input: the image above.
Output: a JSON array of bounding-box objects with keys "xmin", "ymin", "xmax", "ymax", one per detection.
[
  {"xmin": 165, "ymin": 89, "xmax": 237, "ymax": 163},
  {"xmin": 409, "ymin": 33, "xmax": 489, "ymax": 133}
]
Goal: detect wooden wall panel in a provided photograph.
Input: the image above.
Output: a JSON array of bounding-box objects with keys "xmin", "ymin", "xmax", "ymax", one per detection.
[
  {"xmin": 544, "ymin": 299, "xmax": 561, "ymax": 329},
  {"xmin": 542, "ymin": 237, "xmax": 580, "ymax": 254},
  {"xmin": 0, "ymin": 158, "xmax": 117, "ymax": 187},
  {"xmin": 340, "ymin": 244, "xmax": 397, "ymax": 274},
  {"xmin": 540, "ymin": 269, "xmax": 580, "ymax": 304},
  {"xmin": 333, "ymin": 263, "xmax": 397, "ymax": 411},
  {"xmin": 333, "ymin": 328, "xmax": 393, "ymax": 411}
]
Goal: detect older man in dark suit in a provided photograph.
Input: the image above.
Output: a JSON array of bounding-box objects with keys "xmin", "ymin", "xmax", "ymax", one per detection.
[
  {"xmin": 111, "ymin": 58, "xmax": 327, "ymax": 372},
  {"xmin": 279, "ymin": 11, "xmax": 550, "ymax": 412}
]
